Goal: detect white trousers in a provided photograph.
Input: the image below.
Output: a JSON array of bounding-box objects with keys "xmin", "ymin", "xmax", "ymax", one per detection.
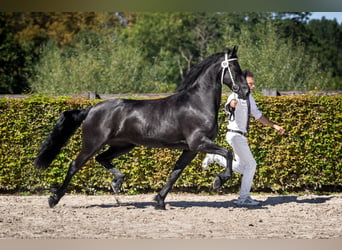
[{"xmin": 207, "ymin": 132, "xmax": 256, "ymax": 199}]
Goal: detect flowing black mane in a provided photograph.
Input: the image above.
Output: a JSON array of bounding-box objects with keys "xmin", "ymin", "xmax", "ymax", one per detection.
[{"xmin": 176, "ymin": 52, "xmax": 223, "ymax": 92}]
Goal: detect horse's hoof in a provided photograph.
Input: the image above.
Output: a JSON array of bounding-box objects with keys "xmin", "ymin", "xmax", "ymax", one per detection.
[
  {"xmin": 153, "ymin": 194, "xmax": 166, "ymax": 210},
  {"xmin": 155, "ymin": 204, "xmax": 166, "ymax": 210},
  {"xmin": 48, "ymin": 195, "xmax": 59, "ymax": 208},
  {"xmin": 111, "ymin": 177, "xmax": 124, "ymax": 194},
  {"xmin": 213, "ymin": 176, "xmax": 223, "ymax": 189},
  {"xmin": 213, "ymin": 172, "xmax": 234, "ymax": 189},
  {"xmin": 111, "ymin": 182, "xmax": 122, "ymax": 194}
]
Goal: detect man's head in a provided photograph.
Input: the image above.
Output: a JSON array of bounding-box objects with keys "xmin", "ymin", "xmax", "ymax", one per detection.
[{"xmin": 243, "ymin": 70, "xmax": 255, "ymax": 92}]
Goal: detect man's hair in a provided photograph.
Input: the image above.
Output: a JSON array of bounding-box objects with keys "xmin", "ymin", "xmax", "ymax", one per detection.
[{"xmin": 243, "ymin": 69, "xmax": 254, "ymax": 78}]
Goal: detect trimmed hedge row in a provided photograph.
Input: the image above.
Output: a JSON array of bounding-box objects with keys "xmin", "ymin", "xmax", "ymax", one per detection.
[{"xmin": 0, "ymin": 94, "xmax": 341, "ymax": 194}]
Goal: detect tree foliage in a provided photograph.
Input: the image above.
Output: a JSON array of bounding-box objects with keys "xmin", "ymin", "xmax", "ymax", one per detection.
[
  {"xmin": 30, "ymin": 31, "xmax": 175, "ymax": 94},
  {"xmin": 230, "ymin": 21, "xmax": 328, "ymax": 91},
  {"xmin": 0, "ymin": 12, "xmax": 341, "ymax": 94}
]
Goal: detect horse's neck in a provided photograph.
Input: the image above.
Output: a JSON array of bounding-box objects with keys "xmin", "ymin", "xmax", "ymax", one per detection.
[
  {"xmin": 204, "ymin": 66, "xmax": 222, "ymax": 113},
  {"xmin": 209, "ymin": 85, "xmax": 222, "ymax": 115},
  {"xmin": 179, "ymin": 64, "xmax": 222, "ymax": 116},
  {"xmin": 200, "ymin": 71, "xmax": 222, "ymax": 113},
  {"xmin": 192, "ymin": 78, "xmax": 222, "ymax": 117}
]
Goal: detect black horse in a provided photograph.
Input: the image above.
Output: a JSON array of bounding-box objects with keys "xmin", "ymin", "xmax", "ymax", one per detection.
[{"xmin": 34, "ymin": 46, "xmax": 250, "ymax": 209}]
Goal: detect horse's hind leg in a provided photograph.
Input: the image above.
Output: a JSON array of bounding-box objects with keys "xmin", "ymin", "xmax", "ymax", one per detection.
[
  {"xmin": 154, "ymin": 150, "xmax": 197, "ymax": 210},
  {"xmin": 95, "ymin": 145, "xmax": 135, "ymax": 193},
  {"xmin": 49, "ymin": 144, "xmax": 104, "ymax": 208}
]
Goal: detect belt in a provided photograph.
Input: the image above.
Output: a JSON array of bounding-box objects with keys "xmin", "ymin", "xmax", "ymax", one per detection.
[{"xmin": 227, "ymin": 129, "xmax": 247, "ymax": 137}]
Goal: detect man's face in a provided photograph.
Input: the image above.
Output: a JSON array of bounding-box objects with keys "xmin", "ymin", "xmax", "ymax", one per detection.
[{"xmin": 246, "ymin": 76, "xmax": 255, "ymax": 92}]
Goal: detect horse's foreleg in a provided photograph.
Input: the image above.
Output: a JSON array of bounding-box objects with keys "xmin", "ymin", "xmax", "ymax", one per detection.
[
  {"xmin": 155, "ymin": 150, "xmax": 197, "ymax": 210},
  {"xmin": 194, "ymin": 137, "xmax": 234, "ymax": 189},
  {"xmin": 96, "ymin": 145, "xmax": 135, "ymax": 194}
]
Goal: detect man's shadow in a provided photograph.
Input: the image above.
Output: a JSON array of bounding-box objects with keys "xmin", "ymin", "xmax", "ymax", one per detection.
[
  {"xmin": 262, "ymin": 195, "xmax": 333, "ymax": 206},
  {"xmin": 81, "ymin": 195, "xmax": 334, "ymax": 210}
]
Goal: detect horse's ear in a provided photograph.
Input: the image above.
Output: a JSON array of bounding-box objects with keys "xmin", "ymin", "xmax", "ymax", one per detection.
[{"xmin": 233, "ymin": 46, "xmax": 238, "ymax": 55}]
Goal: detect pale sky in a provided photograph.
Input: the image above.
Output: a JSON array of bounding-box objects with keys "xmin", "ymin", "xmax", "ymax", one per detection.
[{"xmin": 309, "ymin": 12, "xmax": 342, "ymax": 23}]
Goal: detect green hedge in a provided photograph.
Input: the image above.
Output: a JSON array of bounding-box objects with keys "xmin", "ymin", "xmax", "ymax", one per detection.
[{"xmin": 0, "ymin": 94, "xmax": 341, "ymax": 194}]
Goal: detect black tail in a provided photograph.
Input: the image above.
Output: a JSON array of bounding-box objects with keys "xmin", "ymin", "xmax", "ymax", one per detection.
[{"xmin": 34, "ymin": 108, "xmax": 91, "ymax": 170}]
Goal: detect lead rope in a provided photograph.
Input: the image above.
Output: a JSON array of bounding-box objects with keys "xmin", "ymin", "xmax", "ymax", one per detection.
[
  {"xmin": 246, "ymin": 95, "xmax": 251, "ymax": 132},
  {"xmin": 228, "ymin": 92, "xmax": 238, "ymax": 121}
]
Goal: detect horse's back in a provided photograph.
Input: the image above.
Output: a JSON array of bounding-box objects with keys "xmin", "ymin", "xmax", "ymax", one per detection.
[
  {"xmin": 82, "ymin": 97, "xmax": 172, "ymax": 132},
  {"xmin": 81, "ymin": 93, "xmax": 216, "ymax": 150}
]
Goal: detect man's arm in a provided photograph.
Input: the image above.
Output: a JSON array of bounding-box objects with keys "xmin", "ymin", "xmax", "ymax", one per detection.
[{"xmin": 256, "ymin": 115, "xmax": 285, "ymax": 134}]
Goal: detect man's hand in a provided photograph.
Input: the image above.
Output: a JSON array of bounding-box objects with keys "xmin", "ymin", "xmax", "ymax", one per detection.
[
  {"xmin": 230, "ymin": 99, "xmax": 238, "ymax": 108},
  {"xmin": 257, "ymin": 115, "xmax": 285, "ymax": 135},
  {"xmin": 274, "ymin": 124, "xmax": 285, "ymax": 135}
]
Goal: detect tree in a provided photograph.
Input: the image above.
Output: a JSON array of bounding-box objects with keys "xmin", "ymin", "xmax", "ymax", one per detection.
[
  {"xmin": 0, "ymin": 13, "xmax": 33, "ymax": 94},
  {"xmin": 220, "ymin": 19, "xmax": 328, "ymax": 91},
  {"xmin": 0, "ymin": 12, "xmax": 122, "ymax": 94},
  {"xmin": 307, "ymin": 18, "xmax": 342, "ymax": 77},
  {"xmin": 119, "ymin": 12, "xmax": 198, "ymax": 83},
  {"xmin": 29, "ymin": 31, "xmax": 176, "ymax": 94},
  {"xmin": 1, "ymin": 12, "xmax": 341, "ymax": 94}
]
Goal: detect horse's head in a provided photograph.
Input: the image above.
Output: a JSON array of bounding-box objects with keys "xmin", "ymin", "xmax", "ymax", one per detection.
[{"xmin": 220, "ymin": 46, "xmax": 250, "ymax": 100}]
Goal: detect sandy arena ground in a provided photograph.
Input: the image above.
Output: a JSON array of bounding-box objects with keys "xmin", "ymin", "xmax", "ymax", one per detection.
[{"xmin": 0, "ymin": 193, "xmax": 341, "ymax": 239}]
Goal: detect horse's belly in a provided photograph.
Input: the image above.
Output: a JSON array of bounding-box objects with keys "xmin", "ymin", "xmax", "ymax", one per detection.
[{"xmin": 134, "ymin": 137, "xmax": 189, "ymax": 149}]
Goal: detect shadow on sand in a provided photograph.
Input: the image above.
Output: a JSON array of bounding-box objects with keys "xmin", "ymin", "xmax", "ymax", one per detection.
[{"xmin": 76, "ymin": 195, "xmax": 334, "ymax": 210}]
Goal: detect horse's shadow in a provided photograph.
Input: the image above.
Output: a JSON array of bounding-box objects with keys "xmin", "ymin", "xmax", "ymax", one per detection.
[
  {"xmin": 83, "ymin": 200, "xmax": 235, "ymax": 210},
  {"xmin": 78, "ymin": 195, "xmax": 334, "ymax": 210}
]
